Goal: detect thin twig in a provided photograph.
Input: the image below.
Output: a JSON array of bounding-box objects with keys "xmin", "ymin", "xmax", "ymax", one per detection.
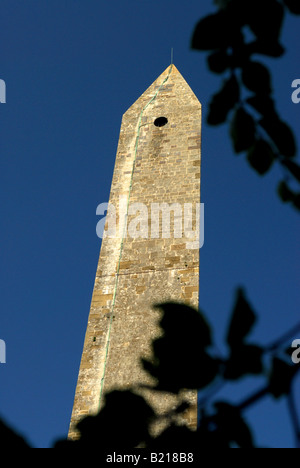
[
  {"xmin": 236, "ymin": 385, "xmax": 270, "ymax": 412},
  {"xmin": 266, "ymin": 322, "xmax": 300, "ymax": 353},
  {"xmin": 287, "ymin": 388, "xmax": 300, "ymax": 449},
  {"xmin": 197, "ymin": 377, "xmax": 226, "ymax": 409}
]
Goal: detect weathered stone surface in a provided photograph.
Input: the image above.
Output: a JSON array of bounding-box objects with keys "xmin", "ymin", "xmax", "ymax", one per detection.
[{"xmin": 69, "ymin": 65, "xmax": 202, "ymax": 439}]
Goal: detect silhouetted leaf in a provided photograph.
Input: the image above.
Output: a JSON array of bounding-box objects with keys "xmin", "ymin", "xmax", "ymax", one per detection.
[
  {"xmin": 191, "ymin": 11, "xmax": 236, "ymax": 50},
  {"xmin": 247, "ymin": 0, "xmax": 284, "ymax": 41},
  {"xmin": 151, "ymin": 425, "xmax": 198, "ymax": 449},
  {"xmin": 76, "ymin": 391, "xmax": 154, "ymax": 448},
  {"xmin": 207, "ymin": 49, "xmax": 229, "ymax": 74},
  {"xmin": 143, "ymin": 347, "xmax": 219, "ymax": 393},
  {"xmin": 230, "ymin": 45, "xmax": 252, "ymax": 69},
  {"xmin": 283, "ymin": 0, "xmax": 300, "ymax": 14},
  {"xmin": 230, "ymin": 107, "xmax": 256, "ymax": 153},
  {"xmin": 174, "ymin": 401, "xmax": 191, "ymax": 415},
  {"xmin": 214, "ymin": 0, "xmax": 232, "ymax": 9},
  {"xmin": 242, "ymin": 61, "xmax": 272, "ymax": 94},
  {"xmin": 248, "ymin": 40, "xmax": 285, "ymax": 58},
  {"xmin": 293, "ymin": 193, "xmax": 300, "ymax": 210},
  {"xmin": 247, "ymin": 139, "xmax": 276, "ymax": 175},
  {"xmin": 260, "ymin": 116, "xmax": 296, "ymax": 158},
  {"xmin": 278, "ymin": 180, "xmax": 295, "ymax": 203},
  {"xmin": 269, "ymin": 358, "xmax": 299, "ymax": 399},
  {"xmin": 281, "ymin": 160, "xmax": 300, "ymax": 182},
  {"xmin": 225, "ymin": 344, "xmax": 264, "ymax": 380},
  {"xmin": 155, "ymin": 302, "xmax": 212, "ymax": 348},
  {"xmin": 207, "ymin": 75, "xmax": 240, "ymax": 125},
  {"xmin": 213, "ymin": 402, "xmax": 254, "ymax": 448},
  {"xmin": 0, "ymin": 419, "xmax": 30, "ymax": 449},
  {"xmin": 142, "ymin": 302, "xmax": 219, "ymax": 392},
  {"xmin": 226, "ymin": 288, "xmax": 257, "ymax": 348},
  {"xmin": 246, "ymin": 95, "xmax": 275, "ymax": 117}
]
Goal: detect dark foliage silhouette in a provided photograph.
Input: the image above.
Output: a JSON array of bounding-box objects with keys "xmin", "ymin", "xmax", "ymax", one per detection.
[
  {"xmin": 191, "ymin": 0, "xmax": 300, "ymax": 210},
  {"xmin": 58, "ymin": 294, "xmax": 300, "ymax": 448},
  {"xmin": 55, "ymin": 390, "xmax": 155, "ymax": 449},
  {"xmin": 1, "ymin": 294, "xmax": 299, "ymax": 448},
  {"xmin": 0, "ymin": 417, "xmax": 30, "ymax": 449}
]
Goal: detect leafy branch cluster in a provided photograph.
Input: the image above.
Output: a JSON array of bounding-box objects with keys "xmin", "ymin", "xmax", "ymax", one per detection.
[
  {"xmin": 191, "ymin": 0, "xmax": 300, "ymax": 210},
  {"xmin": 61, "ymin": 294, "xmax": 300, "ymax": 448},
  {"xmin": 2, "ymin": 293, "xmax": 295, "ymax": 449}
]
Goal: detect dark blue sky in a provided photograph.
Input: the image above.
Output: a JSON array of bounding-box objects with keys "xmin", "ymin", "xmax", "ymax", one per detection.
[{"xmin": 0, "ymin": 0, "xmax": 299, "ymax": 448}]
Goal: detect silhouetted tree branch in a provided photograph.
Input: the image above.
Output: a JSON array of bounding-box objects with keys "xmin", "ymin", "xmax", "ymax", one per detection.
[
  {"xmin": 191, "ymin": 0, "xmax": 300, "ymax": 210},
  {"xmin": 1, "ymin": 294, "xmax": 299, "ymax": 448},
  {"xmin": 54, "ymin": 294, "xmax": 299, "ymax": 449},
  {"xmin": 287, "ymin": 389, "xmax": 300, "ymax": 448}
]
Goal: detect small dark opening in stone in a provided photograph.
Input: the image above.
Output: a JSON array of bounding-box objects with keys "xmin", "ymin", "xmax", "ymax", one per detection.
[{"xmin": 154, "ymin": 117, "xmax": 168, "ymax": 127}]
